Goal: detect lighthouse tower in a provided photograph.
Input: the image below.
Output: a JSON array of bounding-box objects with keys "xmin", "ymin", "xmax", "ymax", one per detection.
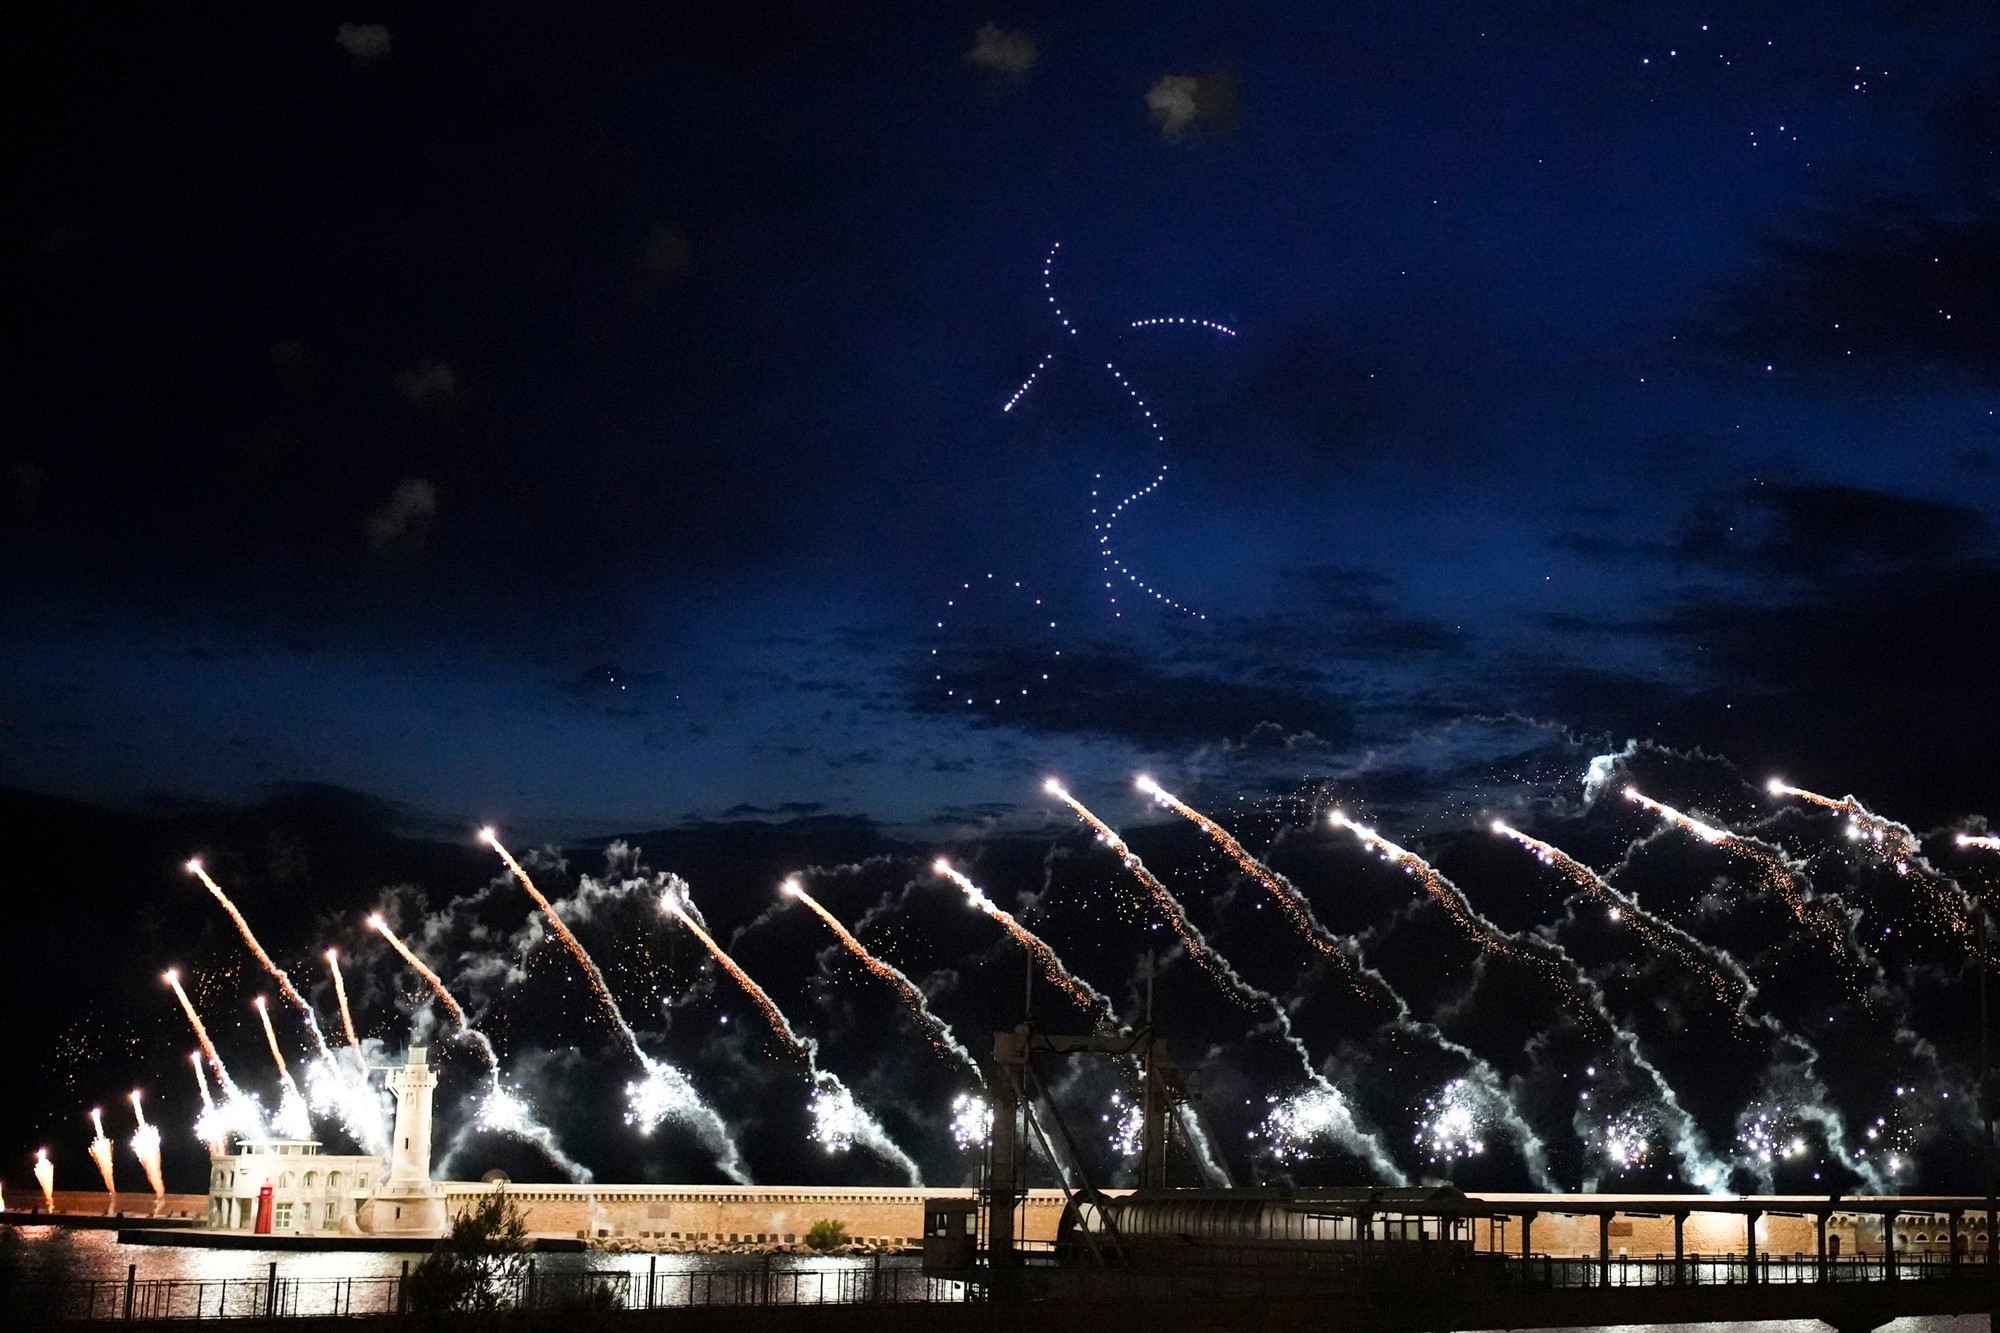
[{"xmin": 361, "ymin": 1044, "xmax": 446, "ymax": 1235}]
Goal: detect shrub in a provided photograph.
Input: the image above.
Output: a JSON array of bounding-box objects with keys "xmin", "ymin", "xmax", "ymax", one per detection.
[
  {"xmin": 406, "ymin": 1190, "xmax": 533, "ymax": 1320},
  {"xmin": 804, "ymin": 1219, "xmax": 850, "ymax": 1252}
]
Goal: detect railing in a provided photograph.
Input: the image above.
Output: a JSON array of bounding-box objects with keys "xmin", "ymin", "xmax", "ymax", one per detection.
[
  {"xmin": 0, "ymin": 1259, "xmax": 969, "ymax": 1324},
  {"xmin": 2, "ymin": 1248, "xmax": 1992, "ymax": 1322},
  {"xmin": 1482, "ymin": 1249, "xmax": 1985, "ymax": 1291}
]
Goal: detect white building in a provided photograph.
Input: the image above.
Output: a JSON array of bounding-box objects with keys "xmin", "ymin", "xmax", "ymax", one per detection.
[{"xmin": 204, "ymin": 1044, "xmax": 443, "ymax": 1237}]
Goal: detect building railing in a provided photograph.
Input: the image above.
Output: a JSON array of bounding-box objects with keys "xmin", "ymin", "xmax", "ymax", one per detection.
[
  {"xmin": 1, "ymin": 1247, "xmax": 1992, "ymax": 1323},
  {"xmin": 0, "ymin": 1258, "xmax": 968, "ymax": 1324}
]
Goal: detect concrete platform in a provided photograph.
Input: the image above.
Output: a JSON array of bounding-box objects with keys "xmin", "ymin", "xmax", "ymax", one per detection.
[
  {"xmin": 0, "ymin": 1209, "xmax": 200, "ymax": 1231},
  {"xmin": 119, "ymin": 1227, "xmax": 585, "ymax": 1252}
]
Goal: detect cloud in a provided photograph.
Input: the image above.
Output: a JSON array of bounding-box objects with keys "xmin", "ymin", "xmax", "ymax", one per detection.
[
  {"xmin": 394, "ymin": 359, "xmax": 458, "ymax": 408},
  {"xmin": 966, "ymin": 23, "xmax": 1037, "ymax": 78},
  {"xmin": 334, "ymin": 23, "xmax": 391, "ymax": 61},
  {"xmin": 1146, "ymin": 67, "xmax": 1238, "ymax": 142},
  {"xmin": 363, "ymin": 478, "xmax": 437, "ymax": 557}
]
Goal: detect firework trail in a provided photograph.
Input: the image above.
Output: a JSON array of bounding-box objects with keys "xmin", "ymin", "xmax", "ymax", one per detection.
[
  {"xmin": 1959, "ymin": 834, "xmax": 2000, "ymax": 853},
  {"xmin": 184, "ymin": 860, "xmax": 333, "ymax": 1060},
  {"xmin": 783, "ymin": 877, "xmax": 981, "ymax": 1078},
  {"xmin": 33, "ymin": 1149, "xmax": 53, "ymax": 1211},
  {"xmin": 369, "ymin": 916, "xmax": 472, "ymax": 1033},
  {"xmin": 253, "ymin": 996, "xmax": 313, "ymax": 1140},
  {"xmin": 188, "ymin": 1051, "xmax": 225, "ymax": 1155},
  {"xmin": 1328, "ymin": 810, "xmax": 1731, "ymax": 1191},
  {"xmin": 1622, "ymin": 786, "xmax": 1853, "ymax": 958},
  {"xmin": 481, "ymin": 830, "xmax": 745, "ymax": 1181},
  {"xmin": 1135, "ymin": 783, "xmax": 1551, "ymax": 1184},
  {"xmin": 325, "ymin": 949, "xmax": 369, "ymax": 1079},
  {"xmin": 1045, "ymin": 780, "xmax": 1242, "ymax": 996},
  {"xmin": 366, "ymin": 912, "xmax": 590, "ymax": 1180},
  {"xmin": 1768, "ymin": 780, "xmax": 1978, "ymax": 946},
  {"xmin": 87, "ymin": 1109, "xmax": 116, "ymax": 1194},
  {"xmin": 665, "ymin": 889, "xmax": 923, "ymax": 1185},
  {"xmin": 932, "ymin": 859, "xmax": 1115, "ymax": 1020},
  {"xmin": 1491, "ymin": 820, "xmax": 1880, "ymax": 1189},
  {"xmin": 164, "ymin": 970, "xmax": 235, "ymax": 1093},
  {"xmin": 1001, "ymin": 243, "xmax": 1228, "ymax": 620},
  {"xmin": 1049, "ymin": 782, "xmax": 1405, "ymax": 1181},
  {"xmin": 1492, "ymin": 821, "xmax": 1747, "ymax": 1011},
  {"xmin": 128, "ymin": 1091, "xmax": 164, "ymax": 1198}
]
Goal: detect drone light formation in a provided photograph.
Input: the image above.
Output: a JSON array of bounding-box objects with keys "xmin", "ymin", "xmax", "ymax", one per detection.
[{"xmin": 782, "ymin": 878, "xmax": 979, "ymax": 1076}]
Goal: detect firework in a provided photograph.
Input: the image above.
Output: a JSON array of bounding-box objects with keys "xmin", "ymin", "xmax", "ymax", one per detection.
[
  {"xmin": 87, "ymin": 1109, "xmax": 116, "ymax": 1194},
  {"xmin": 950, "ymin": 1094, "xmax": 994, "ymax": 1151},
  {"xmin": 1332, "ymin": 811, "xmax": 1730, "ymax": 1190},
  {"xmin": 1622, "ymin": 786, "xmax": 1850, "ymax": 956},
  {"xmin": 128, "ymin": 1091, "xmax": 164, "ymax": 1198},
  {"xmin": 1414, "ymin": 1080, "xmax": 1490, "ymax": 1164},
  {"xmin": 1958, "ymin": 833, "xmax": 2000, "ymax": 853},
  {"xmin": 1045, "ymin": 779, "xmax": 1240, "ymax": 995},
  {"xmin": 1104, "ymin": 1092, "xmax": 1146, "ymax": 1157},
  {"xmin": 33, "ymin": 1149, "xmax": 53, "ymax": 1211},
  {"xmin": 783, "ymin": 877, "xmax": 979, "ymax": 1074},
  {"xmin": 164, "ymin": 970, "xmax": 234, "ymax": 1093},
  {"xmin": 367, "ymin": 916, "xmax": 472, "ymax": 1034},
  {"xmin": 932, "ymin": 858, "xmax": 1113, "ymax": 1019},
  {"xmin": 251, "ymin": 996, "xmax": 313, "ymax": 1139},
  {"xmin": 325, "ymin": 949, "xmax": 369, "ymax": 1079},
  {"xmin": 1769, "ymin": 780, "xmax": 1975, "ymax": 942},
  {"xmin": 1492, "ymin": 820, "xmax": 1745, "ymax": 1010},
  {"xmin": 184, "ymin": 860, "xmax": 333, "ymax": 1060},
  {"xmin": 482, "ymin": 831, "xmax": 744, "ymax": 1179},
  {"xmin": 665, "ymin": 887, "xmax": 922, "ymax": 1183}
]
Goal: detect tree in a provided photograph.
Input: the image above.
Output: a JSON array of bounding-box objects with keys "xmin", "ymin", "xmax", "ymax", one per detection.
[
  {"xmin": 406, "ymin": 1189, "xmax": 534, "ymax": 1319},
  {"xmin": 804, "ymin": 1219, "xmax": 850, "ymax": 1252}
]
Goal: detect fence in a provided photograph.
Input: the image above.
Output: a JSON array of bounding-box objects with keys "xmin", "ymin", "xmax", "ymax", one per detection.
[{"xmin": 0, "ymin": 1257, "xmax": 969, "ymax": 1324}]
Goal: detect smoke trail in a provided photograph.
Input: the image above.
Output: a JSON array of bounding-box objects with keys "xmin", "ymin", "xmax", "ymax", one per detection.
[
  {"xmin": 87, "ymin": 1109, "xmax": 116, "ymax": 1194},
  {"xmin": 184, "ymin": 859, "xmax": 333, "ymax": 1060},
  {"xmin": 783, "ymin": 877, "xmax": 981, "ymax": 1078},
  {"xmin": 325, "ymin": 949, "xmax": 369, "ymax": 1079},
  {"xmin": 368, "ymin": 913, "xmax": 590, "ymax": 1181},
  {"xmin": 33, "ymin": 1149, "xmax": 53, "ymax": 1210},
  {"xmin": 1770, "ymin": 780, "xmax": 1978, "ymax": 947},
  {"xmin": 128, "ymin": 1091, "xmax": 165, "ymax": 1199},
  {"xmin": 1139, "ymin": 782, "xmax": 1555, "ymax": 1185},
  {"xmin": 665, "ymin": 890, "xmax": 923, "ymax": 1186},
  {"xmin": 1049, "ymin": 781, "xmax": 1406, "ymax": 1182},
  {"xmin": 1328, "ymin": 810, "xmax": 1731, "ymax": 1191},
  {"xmin": 482, "ymin": 829, "xmax": 746, "ymax": 1181},
  {"xmin": 932, "ymin": 859, "xmax": 1116, "ymax": 1021}
]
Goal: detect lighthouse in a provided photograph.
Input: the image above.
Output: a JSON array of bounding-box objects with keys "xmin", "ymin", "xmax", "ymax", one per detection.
[{"xmin": 360, "ymin": 1044, "xmax": 446, "ymax": 1235}]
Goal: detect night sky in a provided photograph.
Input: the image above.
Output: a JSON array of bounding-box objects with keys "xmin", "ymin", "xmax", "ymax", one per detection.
[{"xmin": 6, "ymin": 4, "xmax": 2000, "ymax": 1200}]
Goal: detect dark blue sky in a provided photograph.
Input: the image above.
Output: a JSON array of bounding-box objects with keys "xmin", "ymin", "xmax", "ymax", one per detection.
[{"xmin": 8, "ymin": 1, "xmax": 1999, "ymax": 836}]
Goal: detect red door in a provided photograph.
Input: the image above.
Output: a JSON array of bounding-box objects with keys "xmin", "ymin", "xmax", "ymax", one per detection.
[{"xmin": 254, "ymin": 1185, "xmax": 273, "ymax": 1235}]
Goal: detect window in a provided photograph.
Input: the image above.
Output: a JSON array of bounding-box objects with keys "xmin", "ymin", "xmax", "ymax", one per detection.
[
  {"xmin": 327, "ymin": 1172, "xmax": 343, "ymax": 1191},
  {"xmin": 358, "ymin": 1175, "xmax": 369, "ymax": 1189},
  {"xmin": 304, "ymin": 1172, "xmax": 318, "ymax": 1189},
  {"xmin": 301, "ymin": 1203, "xmax": 313, "ymax": 1223},
  {"xmin": 279, "ymin": 1173, "xmax": 295, "ymax": 1190},
  {"xmin": 274, "ymin": 1204, "xmax": 293, "ymax": 1228}
]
